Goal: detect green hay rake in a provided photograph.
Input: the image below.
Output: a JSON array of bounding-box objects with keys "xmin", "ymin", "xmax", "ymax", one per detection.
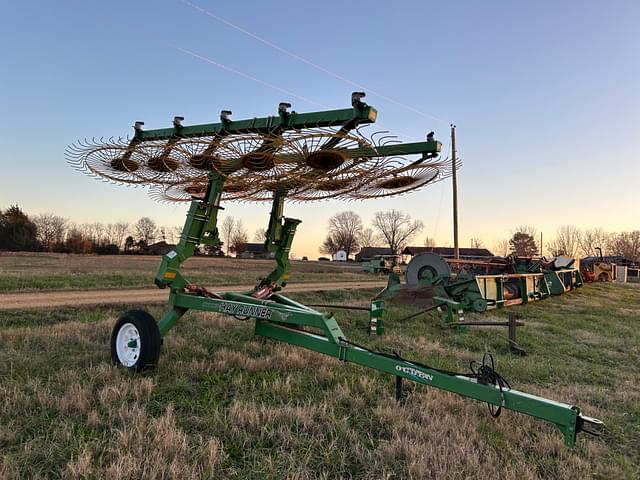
[
  {"xmin": 376, "ymin": 252, "xmax": 585, "ymax": 318},
  {"xmin": 68, "ymin": 93, "xmax": 602, "ymax": 446}
]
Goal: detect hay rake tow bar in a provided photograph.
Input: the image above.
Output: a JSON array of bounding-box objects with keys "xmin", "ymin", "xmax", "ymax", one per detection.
[{"xmin": 70, "ymin": 94, "xmax": 602, "ymax": 446}]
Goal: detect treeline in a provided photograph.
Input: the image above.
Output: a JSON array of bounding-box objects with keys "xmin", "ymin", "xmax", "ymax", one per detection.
[
  {"xmin": 319, "ymin": 211, "xmax": 640, "ymax": 262},
  {"xmin": 544, "ymin": 225, "xmax": 640, "ymax": 261},
  {"xmin": 0, "ymin": 205, "xmax": 182, "ymax": 255},
  {"xmin": 493, "ymin": 225, "xmax": 640, "ymax": 261},
  {"xmin": 3, "ymin": 204, "xmax": 638, "ymax": 262}
]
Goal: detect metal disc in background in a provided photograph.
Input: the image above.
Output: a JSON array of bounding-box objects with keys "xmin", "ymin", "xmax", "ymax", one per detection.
[{"xmin": 406, "ymin": 253, "xmax": 451, "ymax": 286}]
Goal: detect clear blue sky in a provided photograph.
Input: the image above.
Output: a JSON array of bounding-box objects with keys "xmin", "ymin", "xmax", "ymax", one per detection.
[{"xmin": 1, "ymin": 0, "xmax": 638, "ymax": 257}]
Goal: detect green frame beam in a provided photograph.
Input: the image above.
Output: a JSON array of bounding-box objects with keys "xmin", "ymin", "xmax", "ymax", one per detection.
[
  {"xmin": 254, "ymin": 321, "xmax": 584, "ymax": 446},
  {"xmin": 135, "ymin": 106, "xmax": 378, "ymax": 142}
]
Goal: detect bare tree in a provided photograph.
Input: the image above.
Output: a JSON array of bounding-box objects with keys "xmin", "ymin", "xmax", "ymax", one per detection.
[
  {"xmin": 372, "ymin": 209, "xmax": 423, "ymax": 254},
  {"xmin": 230, "ymin": 219, "xmax": 249, "ymax": 255},
  {"xmin": 609, "ymin": 231, "xmax": 640, "ymax": 262},
  {"xmin": 103, "ymin": 223, "xmax": 116, "ymax": 245},
  {"xmin": 254, "ymin": 228, "xmax": 267, "ymax": 243},
  {"xmin": 34, "ymin": 213, "xmax": 67, "ymax": 251},
  {"xmin": 492, "ymin": 239, "xmax": 509, "ymax": 257},
  {"xmin": 92, "ymin": 222, "xmax": 105, "ymax": 244},
  {"xmin": 359, "ymin": 228, "xmax": 376, "ymax": 248},
  {"xmin": 547, "ymin": 225, "xmax": 581, "ymax": 257},
  {"xmin": 220, "ymin": 216, "xmax": 235, "ymax": 256},
  {"xmin": 78, "ymin": 223, "xmax": 93, "ymax": 242},
  {"xmin": 579, "ymin": 228, "xmax": 610, "ymax": 257},
  {"xmin": 170, "ymin": 225, "xmax": 183, "ymax": 245},
  {"xmin": 103, "ymin": 223, "xmax": 127, "ymax": 247},
  {"xmin": 135, "ymin": 217, "xmax": 157, "ymax": 245},
  {"xmin": 319, "ymin": 236, "xmax": 340, "ymax": 256},
  {"xmin": 112, "ymin": 222, "xmax": 129, "ymax": 249},
  {"xmin": 470, "ymin": 237, "xmax": 484, "ymax": 249},
  {"xmin": 324, "ymin": 211, "xmax": 363, "ymax": 259},
  {"xmin": 158, "ymin": 226, "xmax": 173, "ymax": 243},
  {"xmin": 424, "ymin": 236, "xmax": 435, "ymax": 247}
]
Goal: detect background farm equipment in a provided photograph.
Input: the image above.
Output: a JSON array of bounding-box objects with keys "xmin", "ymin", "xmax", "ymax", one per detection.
[
  {"xmin": 362, "ymin": 254, "xmax": 402, "ymax": 275},
  {"xmin": 581, "ymin": 247, "xmax": 616, "ymax": 282},
  {"xmin": 68, "ymin": 94, "xmax": 602, "ymax": 447},
  {"xmin": 377, "ymin": 252, "xmax": 584, "ymax": 314}
]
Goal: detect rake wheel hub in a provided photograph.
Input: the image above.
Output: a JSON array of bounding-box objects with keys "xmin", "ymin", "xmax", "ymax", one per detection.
[
  {"xmin": 148, "ymin": 155, "xmax": 180, "ymax": 172},
  {"xmin": 110, "ymin": 157, "xmax": 139, "ymax": 172},
  {"xmin": 377, "ymin": 175, "xmax": 416, "ymax": 190},
  {"xmin": 189, "ymin": 154, "xmax": 222, "ymax": 171},
  {"xmin": 241, "ymin": 152, "xmax": 275, "ymax": 171},
  {"xmin": 305, "ymin": 150, "xmax": 346, "ymax": 171}
]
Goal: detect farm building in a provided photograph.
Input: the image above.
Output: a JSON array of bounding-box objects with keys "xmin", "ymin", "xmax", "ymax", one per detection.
[
  {"xmin": 355, "ymin": 247, "xmax": 393, "ymax": 262},
  {"xmin": 146, "ymin": 241, "xmax": 176, "ymax": 256},
  {"xmin": 238, "ymin": 243, "xmax": 274, "ymax": 259},
  {"xmin": 333, "ymin": 250, "xmax": 347, "ymax": 261},
  {"xmin": 402, "ymin": 246, "xmax": 494, "ymax": 260}
]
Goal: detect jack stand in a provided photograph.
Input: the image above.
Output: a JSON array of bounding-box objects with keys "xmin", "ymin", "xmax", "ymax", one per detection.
[
  {"xmin": 395, "ymin": 375, "xmax": 404, "ymax": 402},
  {"xmin": 508, "ymin": 313, "xmax": 527, "ymax": 356},
  {"xmin": 446, "ymin": 310, "xmax": 527, "ymax": 356}
]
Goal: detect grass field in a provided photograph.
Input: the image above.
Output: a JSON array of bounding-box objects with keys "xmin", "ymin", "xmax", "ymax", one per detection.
[
  {"xmin": 0, "ymin": 253, "xmax": 371, "ymax": 293},
  {"xmin": 0, "ymin": 256, "xmax": 638, "ymax": 479}
]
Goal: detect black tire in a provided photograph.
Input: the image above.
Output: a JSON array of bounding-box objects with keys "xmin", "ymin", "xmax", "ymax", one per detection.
[{"xmin": 111, "ymin": 310, "xmax": 161, "ymax": 372}]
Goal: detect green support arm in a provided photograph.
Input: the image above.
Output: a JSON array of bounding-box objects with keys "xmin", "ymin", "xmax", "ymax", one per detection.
[
  {"xmin": 258, "ymin": 188, "xmax": 301, "ymax": 291},
  {"xmin": 154, "ymin": 172, "xmax": 225, "ymax": 290}
]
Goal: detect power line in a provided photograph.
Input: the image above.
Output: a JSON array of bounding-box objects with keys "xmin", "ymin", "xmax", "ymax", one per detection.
[
  {"xmin": 134, "ymin": 26, "xmax": 326, "ymax": 109},
  {"xmin": 129, "ymin": 26, "xmax": 437, "ymax": 142},
  {"xmin": 178, "ymin": 0, "xmax": 450, "ymax": 125},
  {"xmin": 99, "ymin": 8, "xmax": 452, "ymax": 150},
  {"xmin": 168, "ymin": 43, "xmax": 325, "ymax": 107}
]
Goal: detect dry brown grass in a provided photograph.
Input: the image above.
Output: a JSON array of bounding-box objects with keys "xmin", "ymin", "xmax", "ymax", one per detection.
[
  {"xmin": 376, "ymin": 394, "xmax": 595, "ymax": 479},
  {"xmin": 0, "ymin": 252, "xmax": 362, "ymax": 276},
  {"xmin": 0, "ymin": 284, "xmax": 638, "ymax": 478},
  {"xmin": 0, "ymin": 252, "xmax": 370, "ymax": 293}
]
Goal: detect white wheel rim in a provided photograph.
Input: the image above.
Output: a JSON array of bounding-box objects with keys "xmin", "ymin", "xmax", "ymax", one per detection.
[{"xmin": 116, "ymin": 322, "xmax": 141, "ymax": 367}]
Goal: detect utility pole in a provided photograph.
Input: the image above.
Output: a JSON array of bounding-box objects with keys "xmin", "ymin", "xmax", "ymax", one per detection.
[
  {"xmin": 540, "ymin": 232, "xmax": 543, "ymax": 256},
  {"xmin": 451, "ymin": 124, "xmax": 459, "ymax": 259}
]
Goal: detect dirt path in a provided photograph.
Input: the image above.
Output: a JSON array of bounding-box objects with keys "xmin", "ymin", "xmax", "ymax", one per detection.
[{"xmin": 0, "ymin": 281, "xmax": 385, "ymax": 310}]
